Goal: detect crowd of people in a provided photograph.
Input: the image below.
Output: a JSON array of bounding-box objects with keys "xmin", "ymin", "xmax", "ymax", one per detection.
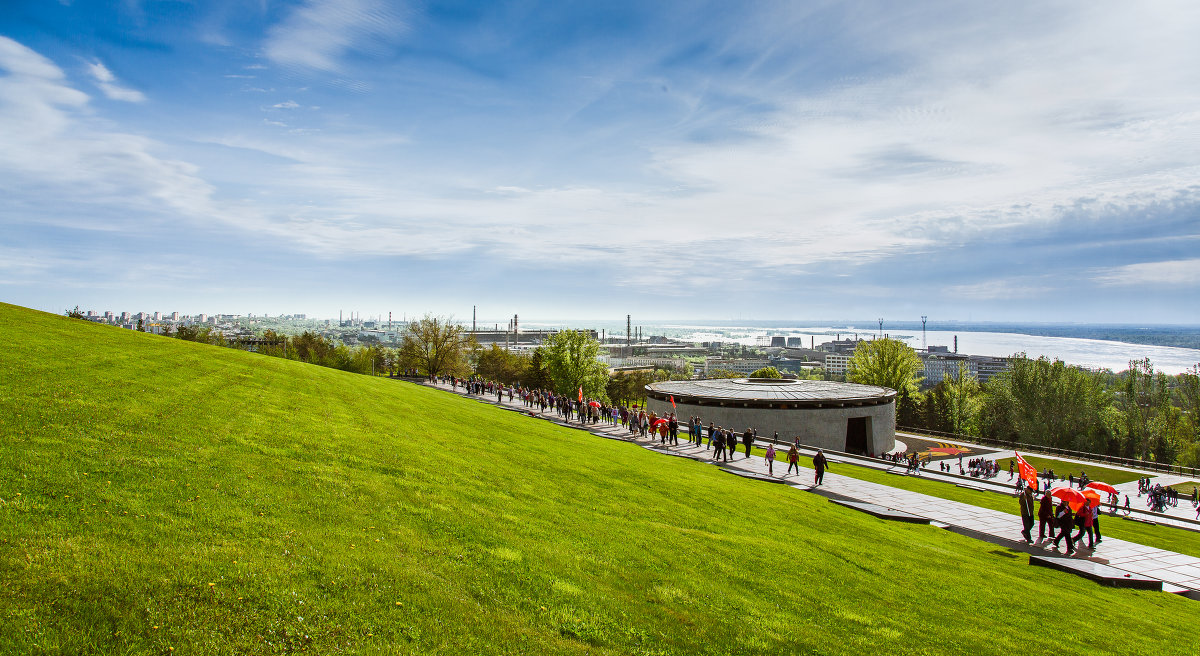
[{"xmin": 439, "ymin": 376, "xmax": 837, "ymax": 485}]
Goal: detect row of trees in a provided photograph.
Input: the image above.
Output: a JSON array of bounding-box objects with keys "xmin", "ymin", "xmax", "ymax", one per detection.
[{"xmin": 847, "ymin": 338, "xmax": 1200, "ymax": 466}]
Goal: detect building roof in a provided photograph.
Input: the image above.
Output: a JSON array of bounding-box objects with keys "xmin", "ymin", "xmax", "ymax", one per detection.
[{"xmin": 646, "ymin": 378, "xmax": 896, "ymax": 408}]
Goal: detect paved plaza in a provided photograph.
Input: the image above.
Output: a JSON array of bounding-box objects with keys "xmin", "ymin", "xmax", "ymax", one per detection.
[{"xmin": 423, "ymin": 380, "xmax": 1200, "ymax": 597}]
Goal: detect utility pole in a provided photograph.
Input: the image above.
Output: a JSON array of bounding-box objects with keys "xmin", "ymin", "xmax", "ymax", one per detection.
[
  {"xmin": 921, "ymin": 315, "xmax": 927, "ymax": 351},
  {"xmin": 626, "ymin": 315, "xmax": 631, "ymax": 353}
]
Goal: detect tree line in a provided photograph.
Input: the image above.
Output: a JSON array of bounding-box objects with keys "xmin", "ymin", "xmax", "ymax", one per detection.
[{"xmin": 847, "ymin": 338, "xmax": 1200, "ymax": 467}]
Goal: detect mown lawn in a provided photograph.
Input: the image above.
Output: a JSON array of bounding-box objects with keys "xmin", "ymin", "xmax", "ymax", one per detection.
[{"xmin": 1, "ymin": 303, "xmax": 1198, "ymax": 655}]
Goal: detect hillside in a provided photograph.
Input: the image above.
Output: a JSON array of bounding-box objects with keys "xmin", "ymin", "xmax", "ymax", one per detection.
[{"xmin": 1, "ymin": 302, "xmax": 1197, "ymax": 655}]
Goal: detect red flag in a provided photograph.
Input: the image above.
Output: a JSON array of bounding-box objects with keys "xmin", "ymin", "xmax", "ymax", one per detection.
[
  {"xmin": 578, "ymin": 386, "xmax": 583, "ymax": 402},
  {"xmin": 669, "ymin": 395, "xmax": 676, "ymax": 409},
  {"xmin": 1015, "ymin": 452, "xmax": 1038, "ymax": 490}
]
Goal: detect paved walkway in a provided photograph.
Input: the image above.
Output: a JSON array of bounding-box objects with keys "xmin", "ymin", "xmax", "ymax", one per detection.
[
  {"xmin": 423, "ymin": 381, "xmax": 1200, "ymax": 596},
  {"xmin": 896, "ymin": 432, "xmax": 1200, "ymax": 524}
]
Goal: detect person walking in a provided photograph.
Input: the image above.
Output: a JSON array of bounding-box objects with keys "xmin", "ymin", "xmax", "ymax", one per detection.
[
  {"xmin": 1019, "ymin": 486, "xmax": 1035, "ymax": 542},
  {"xmin": 741, "ymin": 428, "xmax": 753, "ymax": 458},
  {"xmin": 1073, "ymin": 501, "xmax": 1095, "ymax": 550},
  {"xmin": 813, "ymin": 449, "xmax": 829, "ymax": 486},
  {"xmin": 1053, "ymin": 499, "xmax": 1076, "ymax": 555},
  {"xmin": 1037, "ymin": 491, "xmax": 1054, "ymax": 542},
  {"xmin": 713, "ymin": 430, "xmax": 726, "ymax": 462},
  {"xmin": 765, "ymin": 443, "xmax": 777, "ymax": 476},
  {"xmin": 1091, "ymin": 502, "xmax": 1102, "ymax": 545},
  {"xmin": 786, "ymin": 443, "xmax": 800, "ymax": 476}
]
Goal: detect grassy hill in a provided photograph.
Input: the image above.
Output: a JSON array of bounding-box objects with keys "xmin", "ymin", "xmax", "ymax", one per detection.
[{"xmin": 1, "ymin": 302, "xmax": 1197, "ymax": 655}]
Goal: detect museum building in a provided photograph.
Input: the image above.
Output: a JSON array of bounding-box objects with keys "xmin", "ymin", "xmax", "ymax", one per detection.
[{"xmin": 644, "ymin": 378, "xmax": 896, "ymax": 455}]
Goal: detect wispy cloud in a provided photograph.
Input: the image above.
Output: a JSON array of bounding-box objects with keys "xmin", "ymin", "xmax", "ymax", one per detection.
[
  {"xmin": 85, "ymin": 60, "xmax": 146, "ymax": 102},
  {"xmin": 263, "ymin": 0, "xmax": 406, "ymax": 72},
  {"xmin": 1094, "ymin": 259, "xmax": 1200, "ymax": 287},
  {"xmin": 0, "ymin": 37, "xmax": 213, "ymax": 225}
]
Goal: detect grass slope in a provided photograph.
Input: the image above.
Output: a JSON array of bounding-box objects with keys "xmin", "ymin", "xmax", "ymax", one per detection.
[{"xmin": 1, "ymin": 303, "xmax": 1197, "ymax": 655}]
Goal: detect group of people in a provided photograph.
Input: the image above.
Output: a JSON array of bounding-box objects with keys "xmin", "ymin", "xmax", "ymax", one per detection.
[
  {"xmin": 1137, "ymin": 478, "xmax": 1195, "ymax": 514},
  {"xmin": 1018, "ymin": 487, "xmax": 1103, "ymax": 555}
]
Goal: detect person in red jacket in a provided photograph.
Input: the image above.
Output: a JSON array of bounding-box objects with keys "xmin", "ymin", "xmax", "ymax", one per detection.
[{"xmin": 1037, "ymin": 492, "xmax": 1054, "ymax": 542}]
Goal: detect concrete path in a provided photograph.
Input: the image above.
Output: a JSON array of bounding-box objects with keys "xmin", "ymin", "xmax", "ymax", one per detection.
[
  {"xmin": 422, "ymin": 380, "xmax": 1200, "ymax": 596},
  {"xmin": 897, "ymin": 432, "xmax": 1200, "ymax": 524}
]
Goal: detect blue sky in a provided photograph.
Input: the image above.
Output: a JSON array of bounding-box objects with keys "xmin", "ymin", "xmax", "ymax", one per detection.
[{"xmin": 1, "ymin": 0, "xmax": 1199, "ymax": 323}]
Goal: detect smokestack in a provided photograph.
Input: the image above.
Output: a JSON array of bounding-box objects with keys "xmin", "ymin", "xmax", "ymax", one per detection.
[
  {"xmin": 473, "ymin": 305, "xmax": 476, "ymax": 332},
  {"xmin": 513, "ymin": 313, "xmax": 518, "ymax": 335},
  {"xmin": 954, "ymin": 335, "xmax": 958, "ymax": 353},
  {"xmin": 627, "ymin": 314, "xmax": 631, "ymax": 352},
  {"xmin": 389, "ymin": 311, "xmax": 392, "ymax": 330}
]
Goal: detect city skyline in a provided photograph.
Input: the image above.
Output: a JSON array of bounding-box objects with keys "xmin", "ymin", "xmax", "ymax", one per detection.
[{"xmin": 2, "ymin": 1, "xmax": 1200, "ymax": 322}]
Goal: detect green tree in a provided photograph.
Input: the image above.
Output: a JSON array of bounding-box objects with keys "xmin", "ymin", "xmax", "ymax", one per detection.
[
  {"xmin": 521, "ymin": 348, "xmax": 552, "ymax": 390},
  {"xmin": 979, "ymin": 355, "xmax": 1112, "ymax": 452},
  {"xmin": 846, "ymin": 338, "xmax": 923, "ymax": 415},
  {"xmin": 542, "ymin": 330, "xmax": 609, "ymax": 399},
  {"xmin": 475, "ymin": 344, "xmax": 528, "ymax": 385},
  {"xmin": 65, "ymin": 306, "xmax": 84, "ymax": 319},
  {"xmin": 1176, "ymin": 365, "xmax": 1200, "ymax": 466},
  {"xmin": 1119, "ymin": 358, "xmax": 1173, "ymax": 461},
  {"xmin": 399, "ymin": 315, "xmax": 473, "ymax": 380},
  {"xmin": 924, "ymin": 363, "xmax": 981, "ymax": 435},
  {"xmin": 748, "ymin": 366, "xmax": 783, "ymax": 379},
  {"xmin": 606, "ymin": 370, "xmax": 657, "ymax": 405},
  {"xmin": 704, "ymin": 368, "xmax": 742, "ymax": 379}
]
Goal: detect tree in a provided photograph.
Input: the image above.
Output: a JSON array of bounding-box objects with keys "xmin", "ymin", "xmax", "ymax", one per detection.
[
  {"xmin": 606, "ymin": 370, "xmax": 657, "ymax": 405},
  {"xmin": 542, "ymin": 330, "xmax": 609, "ymax": 399},
  {"xmin": 924, "ymin": 363, "xmax": 981, "ymax": 435},
  {"xmin": 399, "ymin": 315, "xmax": 473, "ymax": 380},
  {"xmin": 748, "ymin": 366, "xmax": 782, "ymax": 379},
  {"xmin": 65, "ymin": 306, "xmax": 84, "ymax": 319},
  {"xmin": 704, "ymin": 369, "xmax": 742, "ymax": 379},
  {"xmin": 475, "ymin": 344, "xmax": 528, "ymax": 385},
  {"xmin": 521, "ymin": 348, "xmax": 552, "ymax": 390},
  {"xmin": 846, "ymin": 338, "xmax": 923, "ymax": 415},
  {"xmin": 979, "ymin": 355, "xmax": 1112, "ymax": 452},
  {"xmin": 1119, "ymin": 358, "xmax": 1173, "ymax": 461}
]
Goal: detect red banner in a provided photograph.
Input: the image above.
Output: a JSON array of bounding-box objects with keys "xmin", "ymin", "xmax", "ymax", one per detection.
[
  {"xmin": 577, "ymin": 386, "xmax": 583, "ymax": 402},
  {"xmin": 669, "ymin": 395, "xmax": 676, "ymax": 409},
  {"xmin": 1015, "ymin": 452, "xmax": 1038, "ymax": 489}
]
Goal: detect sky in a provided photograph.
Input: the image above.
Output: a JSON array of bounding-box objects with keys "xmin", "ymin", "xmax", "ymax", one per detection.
[{"xmin": 1, "ymin": 0, "xmax": 1199, "ymax": 324}]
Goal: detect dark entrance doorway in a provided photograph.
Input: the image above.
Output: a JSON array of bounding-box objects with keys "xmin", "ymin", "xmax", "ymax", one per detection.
[{"xmin": 845, "ymin": 417, "xmax": 869, "ymax": 455}]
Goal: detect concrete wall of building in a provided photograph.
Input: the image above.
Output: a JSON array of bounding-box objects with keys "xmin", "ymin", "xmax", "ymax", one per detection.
[{"xmin": 645, "ymin": 398, "xmax": 896, "ymax": 455}]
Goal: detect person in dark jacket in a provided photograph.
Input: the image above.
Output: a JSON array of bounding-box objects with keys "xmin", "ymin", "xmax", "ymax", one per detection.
[
  {"xmin": 1037, "ymin": 492, "xmax": 1054, "ymax": 542},
  {"xmin": 741, "ymin": 428, "xmax": 753, "ymax": 458},
  {"xmin": 813, "ymin": 449, "xmax": 829, "ymax": 486},
  {"xmin": 1019, "ymin": 487, "xmax": 1035, "ymax": 542},
  {"xmin": 713, "ymin": 430, "xmax": 726, "ymax": 462},
  {"xmin": 1052, "ymin": 498, "xmax": 1076, "ymax": 554}
]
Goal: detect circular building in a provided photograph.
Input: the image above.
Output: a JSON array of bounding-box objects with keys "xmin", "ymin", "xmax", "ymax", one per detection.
[{"xmin": 644, "ymin": 378, "xmax": 896, "ymax": 455}]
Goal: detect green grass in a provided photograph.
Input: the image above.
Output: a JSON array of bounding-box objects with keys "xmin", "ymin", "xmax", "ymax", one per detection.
[
  {"xmin": 2, "ymin": 302, "xmax": 1199, "ymax": 655},
  {"xmin": 1168, "ymin": 482, "xmax": 1200, "ymax": 497}
]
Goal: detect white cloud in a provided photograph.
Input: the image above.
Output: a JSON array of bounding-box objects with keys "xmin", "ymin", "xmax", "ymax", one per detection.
[
  {"xmin": 263, "ymin": 0, "xmax": 406, "ymax": 72},
  {"xmin": 1094, "ymin": 259, "xmax": 1200, "ymax": 287},
  {"xmin": 85, "ymin": 60, "xmax": 146, "ymax": 102},
  {"xmin": 272, "ymin": 100, "xmax": 300, "ymax": 109},
  {"xmin": 0, "ymin": 37, "xmax": 213, "ymax": 225}
]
